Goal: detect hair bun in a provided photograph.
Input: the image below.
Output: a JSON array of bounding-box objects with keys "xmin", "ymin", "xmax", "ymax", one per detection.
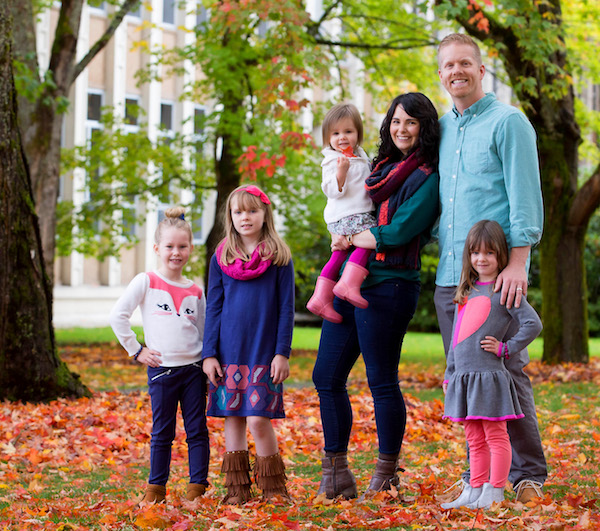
[{"xmin": 164, "ymin": 206, "xmax": 186, "ymax": 219}]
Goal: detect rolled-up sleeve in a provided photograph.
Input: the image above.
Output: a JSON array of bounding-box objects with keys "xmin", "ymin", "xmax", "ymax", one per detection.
[{"xmin": 499, "ymin": 112, "xmax": 544, "ymax": 248}]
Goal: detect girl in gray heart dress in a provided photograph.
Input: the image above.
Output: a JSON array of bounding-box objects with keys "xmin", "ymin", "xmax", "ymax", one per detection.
[{"xmin": 442, "ymin": 220, "xmax": 542, "ymax": 510}]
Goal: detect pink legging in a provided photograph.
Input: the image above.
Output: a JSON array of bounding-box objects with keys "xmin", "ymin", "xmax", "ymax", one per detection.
[
  {"xmin": 320, "ymin": 247, "xmax": 371, "ymax": 280},
  {"xmin": 463, "ymin": 419, "xmax": 511, "ymax": 488}
]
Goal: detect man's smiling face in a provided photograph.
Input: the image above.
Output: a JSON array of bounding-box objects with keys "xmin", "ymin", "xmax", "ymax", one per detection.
[{"xmin": 438, "ymin": 43, "xmax": 486, "ymax": 112}]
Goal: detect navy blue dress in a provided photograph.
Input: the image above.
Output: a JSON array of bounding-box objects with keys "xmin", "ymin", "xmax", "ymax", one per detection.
[{"xmin": 202, "ymin": 254, "xmax": 295, "ymax": 419}]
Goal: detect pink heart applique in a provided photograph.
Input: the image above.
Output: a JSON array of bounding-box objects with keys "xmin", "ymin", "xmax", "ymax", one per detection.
[{"xmin": 453, "ymin": 296, "xmax": 492, "ymax": 347}]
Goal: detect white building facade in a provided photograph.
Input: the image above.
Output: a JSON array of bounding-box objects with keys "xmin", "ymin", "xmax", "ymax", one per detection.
[{"xmin": 42, "ymin": 1, "xmax": 216, "ymax": 326}]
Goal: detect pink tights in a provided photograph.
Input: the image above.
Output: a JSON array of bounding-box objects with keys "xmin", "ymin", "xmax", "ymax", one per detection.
[
  {"xmin": 320, "ymin": 247, "xmax": 371, "ymax": 280},
  {"xmin": 463, "ymin": 419, "xmax": 511, "ymax": 488}
]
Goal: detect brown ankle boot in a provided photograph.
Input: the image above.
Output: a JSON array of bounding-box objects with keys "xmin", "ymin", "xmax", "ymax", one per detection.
[
  {"xmin": 317, "ymin": 452, "xmax": 357, "ymax": 499},
  {"xmin": 254, "ymin": 453, "xmax": 290, "ymax": 501},
  {"xmin": 139, "ymin": 484, "xmax": 166, "ymax": 505},
  {"xmin": 186, "ymin": 482, "xmax": 207, "ymax": 501},
  {"xmin": 222, "ymin": 450, "xmax": 253, "ymax": 504},
  {"xmin": 360, "ymin": 454, "xmax": 401, "ymax": 500}
]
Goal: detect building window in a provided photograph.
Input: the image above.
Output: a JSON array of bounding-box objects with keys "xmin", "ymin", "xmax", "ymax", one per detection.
[
  {"xmin": 128, "ymin": 1, "xmax": 142, "ymax": 19},
  {"xmin": 163, "ymin": 0, "xmax": 175, "ymax": 25},
  {"xmin": 196, "ymin": 3, "xmax": 208, "ymax": 29},
  {"xmin": 121, "ymin": 205, "xmax": 137, "ymax": 238},
  {"xmin": 593, "ymin": 84, "xmax": 600, "ymax": 112},
  {"xmin": 191, "ymin": 106, "xmax": 205, "ymax": 164},
  {"xmin": 87, "ymin": 91, "xmax": 103, "ymax": 122},
  {"xmin": 125, "ymin": 97, "xmax": 140, "ymax": 126},
  {"xmin": 89, "ymin": 1, "xmax": 106, "ymax": 14},
  {"xmin": 192, "ymin": 215, "xmax": 203, "ymax": 244},
  {"xmin": 194, "ymin": 107, "xmax": 205, "ymax": 136},
  {"xmin": 160, "ymin": 102, "xmax": 174, "ymax": 131}
]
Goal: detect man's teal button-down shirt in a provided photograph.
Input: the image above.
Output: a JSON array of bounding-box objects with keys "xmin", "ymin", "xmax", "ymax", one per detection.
[{"xmin": 436, "ymin": 93, "xmax": 544, "ymax": 287}]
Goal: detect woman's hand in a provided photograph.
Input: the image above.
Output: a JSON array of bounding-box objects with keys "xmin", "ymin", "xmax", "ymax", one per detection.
[
  {"xmin": 203, "ymin": 357, "xmax": 223, "ymax": 386},
  {"xmin": 136, "ymin": 347, "xmax": 162, "ymax": 368},
  {"xmin": 271, "ymin": 354, "xmax": 290, "ymax": 384},
  {"xmin": 442, "ymin": 381, "xmax": 448, "ymax": 394},
  {"xmin": 331, "ymin": 233, "xmax": 351, "ymax": 252},
  {"xmin": 480, "ymin": 336, "xmax": 500, "ymax": 355}
]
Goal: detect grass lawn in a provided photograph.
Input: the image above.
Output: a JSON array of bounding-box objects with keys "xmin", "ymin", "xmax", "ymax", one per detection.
[{"xmin": 56, "ymin": 324, "xmax": 600, "ymax": 362}]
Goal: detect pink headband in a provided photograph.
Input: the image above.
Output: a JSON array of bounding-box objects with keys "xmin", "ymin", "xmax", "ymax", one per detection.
[{"xmin": 242, "ymin": 185, "xmax": 271, "ymax": 205}]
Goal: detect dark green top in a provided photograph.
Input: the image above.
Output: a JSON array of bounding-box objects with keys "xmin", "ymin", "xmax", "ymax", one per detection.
[{"xmin": 362, "ymin": 170, "xmax": 439, "ymax": 287}]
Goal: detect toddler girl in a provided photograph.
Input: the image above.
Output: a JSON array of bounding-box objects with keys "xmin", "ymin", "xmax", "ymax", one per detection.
[
  {"xmin": 306, "ymin": 102, "xmax": 376, "ymax": 323},
  {"xmin": 110, "ymin": 207, "xmax": 209, "ymax": 504},
  {"xmin": 202, "ymin": 185, "xmax": 294, "ymax": 503},
  {"xmin": 442, "ymin": 220, "xmax": 542, "ymax": 510}
]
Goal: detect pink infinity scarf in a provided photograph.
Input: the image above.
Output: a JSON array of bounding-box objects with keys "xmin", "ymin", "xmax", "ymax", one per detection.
[{"xmin": 217, "ymin": 242, "xmax": 272, "ymax": 280}]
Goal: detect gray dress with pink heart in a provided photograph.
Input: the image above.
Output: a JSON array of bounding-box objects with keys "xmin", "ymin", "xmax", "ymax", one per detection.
[{"xmin": 443, "ymin": 281, "xmax": 543, "ymax": 422}]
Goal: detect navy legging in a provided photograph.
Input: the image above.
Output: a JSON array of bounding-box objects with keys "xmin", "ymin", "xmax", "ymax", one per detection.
[
  {"xmin": 148, "ymin": 363, "xmax": 209, "ymax": 486},
  {"xmin": 313, "ymin": 279, "xmax": 419, "ymax": 455}
]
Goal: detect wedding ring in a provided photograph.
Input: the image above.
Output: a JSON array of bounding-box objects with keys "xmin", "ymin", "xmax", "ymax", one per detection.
[{"xmin": 516, "ymin": 287, "xmax": 523, "ymax": 291}]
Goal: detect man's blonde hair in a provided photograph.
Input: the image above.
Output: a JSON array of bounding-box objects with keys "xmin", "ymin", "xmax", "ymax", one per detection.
[{"xmin": 438, "ymin": 33, "xmax": 482, "ymax": 67}]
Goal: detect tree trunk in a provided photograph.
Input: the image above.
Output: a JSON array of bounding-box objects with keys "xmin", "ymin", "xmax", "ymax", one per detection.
[
  {"xmin": 0, "ymin": 5, "xmax": 89, "ymax": 401},
  {"xmin": 539, "ymin": 124, "xmax": 593, "ymax": 364},
  {"xmin": 204, "ymin": 95, "xmax": 244, "ymax": 287},
  {"xmin": 10, "ymin": 0, "xmax": 138, "ymax": 284},
  {"xmin": 539, "ymin": 224, "xmax": 588, "ymax": 363},
  {"xmin": 8, "ymin": 0, "xmax": 85, "ymax": 283}
]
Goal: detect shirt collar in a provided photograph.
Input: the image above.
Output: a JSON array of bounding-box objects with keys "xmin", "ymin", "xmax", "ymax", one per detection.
[{"xmin": 452, "ymin": 92, "xmax": 496, "ymax": 119}]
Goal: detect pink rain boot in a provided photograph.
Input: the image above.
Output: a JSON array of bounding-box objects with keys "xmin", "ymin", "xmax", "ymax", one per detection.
[
  {"xmin": 332, "ymin": 262, "xmax": 369, "ymax": 309},
  {"xmin": 307, "ymin": 277, "xmax": 343, "ymax": 324}
]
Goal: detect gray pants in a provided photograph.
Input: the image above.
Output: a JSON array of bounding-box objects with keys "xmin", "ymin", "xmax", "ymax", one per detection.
[{"xmin": 434, "ymin": 285, "xmax": 548, "ymax": 489}]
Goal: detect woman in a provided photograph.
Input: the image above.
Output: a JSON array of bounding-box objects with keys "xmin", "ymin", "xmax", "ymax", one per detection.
[{"xmin": 312, "ymin": 93, "xmax": 440, "ymax": 499}]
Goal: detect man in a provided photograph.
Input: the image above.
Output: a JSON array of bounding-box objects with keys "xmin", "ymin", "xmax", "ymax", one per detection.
[{"xmin": 435, "ymin": 33, "xmax": 547, "ymax": 505}]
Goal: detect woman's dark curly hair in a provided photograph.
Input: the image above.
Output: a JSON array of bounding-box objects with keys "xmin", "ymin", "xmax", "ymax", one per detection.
[{"xmin": 372, "ymin": 92, "xmax": 440, "ymax": 168}]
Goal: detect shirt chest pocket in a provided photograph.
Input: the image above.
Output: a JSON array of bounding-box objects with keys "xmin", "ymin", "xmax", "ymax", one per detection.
[{"xmin": 461, "ymin": 140, "xmax": 490, "ymax": 174}]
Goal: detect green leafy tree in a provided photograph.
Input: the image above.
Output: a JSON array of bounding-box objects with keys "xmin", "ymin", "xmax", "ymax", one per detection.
[
  {"xmin": 129, "ymin": 0, "xmax": 443, "ymax": 286},
  {"xmin": 435, "ymin": 0, "xmax": 600, "ymax": 363}
]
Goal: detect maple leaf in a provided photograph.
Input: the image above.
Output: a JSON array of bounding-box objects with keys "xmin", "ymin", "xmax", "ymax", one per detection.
[{"xmin": 135, "ymin": 506, "xmax": 173, "ymax": 529}]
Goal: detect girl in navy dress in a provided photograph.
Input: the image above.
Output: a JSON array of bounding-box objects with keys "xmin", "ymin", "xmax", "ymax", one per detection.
[
  {"xmin": 202, "ymin": 185, "xmax": 294, "ymax": 503},
  {"xmin": 442, "ymin": 220, "xmax": 542, "ymax": 509}
]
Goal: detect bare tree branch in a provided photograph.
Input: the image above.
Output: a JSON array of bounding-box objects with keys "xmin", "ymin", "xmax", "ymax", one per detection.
[
  {"xmin": 569, "ymin": 164, "xmax": 600, "ymax": 228},
  {"xmin": 72, "ymin": 0, "xmax": 140, "ymax": 82},
  {"xmin": 313, "ymin": 37, "xmax": 436, "ymax": 51}
]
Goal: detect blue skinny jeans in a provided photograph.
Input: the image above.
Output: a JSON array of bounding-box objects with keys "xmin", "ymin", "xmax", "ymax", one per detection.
[
  {"xmin": 147, "ymin": 362, "xmax": 209, "ymax": 486},
  {"xmin": 312, "ymin": 279, "xmax": 420, "ymax": 455}
]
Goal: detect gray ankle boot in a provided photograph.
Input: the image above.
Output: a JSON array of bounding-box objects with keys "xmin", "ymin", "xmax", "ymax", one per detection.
[
  {"xmin": 317, "ymin": 452, "xmax": 357, "ymax": 499},
  {"xmin": 359, "ymin": 454, "xmax": 401, "ymax": 500}
]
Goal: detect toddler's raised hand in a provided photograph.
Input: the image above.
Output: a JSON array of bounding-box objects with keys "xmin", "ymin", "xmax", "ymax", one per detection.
[{"xmin": 336, "ymin": 156, "xmax": 350, "ymax": 191}]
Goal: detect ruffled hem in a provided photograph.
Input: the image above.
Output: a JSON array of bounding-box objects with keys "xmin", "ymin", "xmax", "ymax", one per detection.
[
  {"xmin": 444, "ymin": 369, "xmax": 523, "ymax": 420},
  {"xmin": 443, "ymin": 413, "xmax": 525, "ymax": 422}
]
